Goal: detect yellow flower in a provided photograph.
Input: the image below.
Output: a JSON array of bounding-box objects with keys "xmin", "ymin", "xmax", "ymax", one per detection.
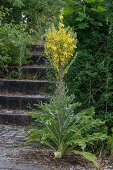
[
  {"xmin": 45, "ymin": 15, "xmax": 77, "ymax": 73},
  {"xmin": 60, "ymin": 23, "xmax": 65, "ymax": 28},
  {"xmin": 59, "ymin": 15, "xmax": 63, "ymax": 20}
]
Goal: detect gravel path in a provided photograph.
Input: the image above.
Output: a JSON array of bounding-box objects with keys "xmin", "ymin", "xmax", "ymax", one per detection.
[
  {"xmin": 0, "ymin": 125, "xmax": 51, "ymax": 170},
  {"xmin": 0, "ymin": 124, "xmax": 113, "ymax": 170}
]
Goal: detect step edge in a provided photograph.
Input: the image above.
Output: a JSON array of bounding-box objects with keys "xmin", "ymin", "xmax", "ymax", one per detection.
[
  {"xmin": 0, "ymin": 94, "xmax": 49, "ymax": 98},
  {"xmin": 0, "ymin": 79, "xmax": 50, "ymax": 83}
]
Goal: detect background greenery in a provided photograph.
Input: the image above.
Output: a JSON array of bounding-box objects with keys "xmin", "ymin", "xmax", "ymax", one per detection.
[
  {"xmin": 0, "ymin": 0, "xmax": 113, "ymax": 155},
  {"xmin": 0, "ymin": 7, "xmax": 32, "ymax": 70},
  {"xmin": 0, "ymin": 0, "xmax": 64, "ymax": 40},
  {"xmin": 63, "ymin": 0, "xmax": 113, "ymax": 132}
]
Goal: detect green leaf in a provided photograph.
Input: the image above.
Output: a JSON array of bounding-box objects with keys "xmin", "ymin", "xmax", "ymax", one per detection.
[
  {"xmin": 12, "ymin": 0, "xmax": 24, "ymax": 8},
  {"xmin": 84, "ymin": 0, "xmax": 97, "ymax": 2},
  {"xmin": 63, "ymin": 7, "xmax": 75, "ymax": 15},
  {"xmin": 65, "ymin": 0, "xmax": 79, "ymax": 5},
  {"xmin": 71, "ymin": 102, "xmax": 81, "ymax": 109},
  {"xmin": 71, "ymin": 136, "xmax": 86, "ymax": 150},
  {"xmin": 86, "ymin": 133, "xmax": 107, "ymax": 143},
  {"xmin": 76, "ymin": 13, "xmax": 86, "ymax": 21},
  {"xmin": 78, "ymin": 22, "xmax": 89, "ymax": 29},
  {"xmin": 73, "ymin": 151, "xmax": 99, "ymax": 168},
  {"xmin": 85, "ymin": 107, "xmax": 95, "ymax": 115},
  {"xmin": 91, "ymin": 6, "xmax": 107, "ymax": 13}
]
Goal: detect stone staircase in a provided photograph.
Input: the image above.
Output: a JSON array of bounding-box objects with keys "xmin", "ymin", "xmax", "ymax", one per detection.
[{"xmin": 0, "ymin": 45, "xmax": 52, "ymax": 125}]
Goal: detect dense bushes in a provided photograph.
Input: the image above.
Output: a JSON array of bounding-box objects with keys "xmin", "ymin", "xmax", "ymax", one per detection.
[
  {"xmin": 0, "ymin": 0, "xmax": 64, "ymax": 41},
  {"xmin": 63, "ymin": 0, "xmax": 113, "ymax": 131},
  {"xmin": 0, "ymin": 7, "xmax": 32, "ymax": 70}
]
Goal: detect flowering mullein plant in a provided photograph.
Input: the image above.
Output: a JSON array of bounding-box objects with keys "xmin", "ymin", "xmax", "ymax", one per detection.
[
  {"xmin": 25, "ymin": 12, "xmax": 107, "ymax": 168},
  {"xmin": 45, "ymin": 14, "xmax": 77, "ymax": 81}
]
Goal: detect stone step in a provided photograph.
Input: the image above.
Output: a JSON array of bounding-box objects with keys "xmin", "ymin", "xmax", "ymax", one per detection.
[
  {"xmin": 0, "ymin": 110, "xmax": 33, "ymax": 125},
  {"xmin": 0, "ymin": 94, "xmax": 48, "ymax": 110},
  {"xmin": 0, "ymin": 44, "xmax": 51, "ymax": 125},
  {"xmin": 29, "ymin": 45, "xmax": 46, "ymax": 65},
  {"xmin": 0, "ymin": 66, "xmax": 50, "ymax": 79},
  {"xmin": 29, "ymin": 54, "xmax": 47, "ymax": 65},
  {"xmin": 22, "ymin": 66, "xmax": 48, "ymax": 78},
  {"xmin": 31, "ymin": 44, "xmax": 44, "ymax": 54},
  {"xmin": 0, "ymin": 79, "xmax": 53, "ymax": 95}
]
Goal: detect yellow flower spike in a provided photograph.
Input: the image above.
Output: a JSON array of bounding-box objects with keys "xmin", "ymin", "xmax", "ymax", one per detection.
[
  {"xmin": 45, "ymin": 13, "xmax": 77, "ymax": 77},
  {"xmin": 59, "ymin": 15, "xmax": 63, "ymax": 20},
  {"xmin": 59, "ymin": 23, "xmax": 65, "ymax": 28}
]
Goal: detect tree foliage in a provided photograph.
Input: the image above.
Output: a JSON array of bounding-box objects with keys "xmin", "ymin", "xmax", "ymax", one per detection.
[
  {"xmin": 0, "ymin": 7, "xmax": 32, "ymax": 70},
  {"xmin": 0, "ymin": 0, "xmax": 64, "ymax": 32},
  {"xmin": 63, "ymin": 0, "xmax": 113, "ymax": 130}
]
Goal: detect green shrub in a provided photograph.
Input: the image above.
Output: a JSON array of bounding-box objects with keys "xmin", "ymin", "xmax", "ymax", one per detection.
[
  {"xmin": 0, "ymin": 7, "xmax": 32, "ymax": 70},
  {"xmin": 25, "ymin": 82, "xmax": 107, "ymax": 167},
  {"xmin": 107, "ymin": 128, "xmax": 113, "ymax": 156},
  {"xmin": 63, "ymin": 0, "xmax": 113, "ymax": 131}
]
